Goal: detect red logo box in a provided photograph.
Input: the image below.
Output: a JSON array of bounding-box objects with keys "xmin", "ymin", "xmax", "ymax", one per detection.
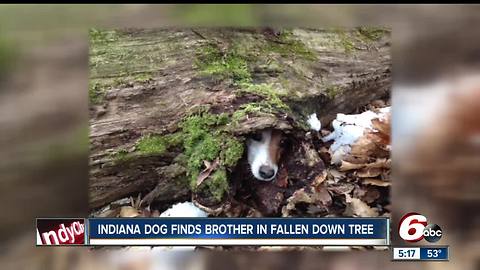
[{"xmin": 36, "ymin": 218, "xmax": 85, "ymax": 245}]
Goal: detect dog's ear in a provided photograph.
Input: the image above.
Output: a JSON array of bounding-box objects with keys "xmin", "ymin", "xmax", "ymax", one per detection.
[{"xmin": 269, "ymin": 130, "xmax": 284, "ymax": 163}]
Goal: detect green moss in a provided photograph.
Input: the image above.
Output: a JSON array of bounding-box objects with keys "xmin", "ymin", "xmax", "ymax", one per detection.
[
  {"xmin": 240, "ymin": 82, "xmax": 283, "ymax": 96},
  {"xmin": 181, "ymin": 113, "xmax": 225, "ymax": 169},
  {"xmin": 195, "ymin": 43, "xmax": 251, "ymax": 85},
  {"xmin": 325, "ymin": 84, "xmax": 341, "ymax": 99},
  {"xmin": 89, "ymin": 74, "xmax": 155, "ymax": 105},
  {"xmin": 111, "ymin": 77, "xmax": 129, "ymax": 87},
  {"xmin": 263, "ymin": 30, "xmax": 316, "ymax": 60},
  {"xmin": 231, "ymin": 102, "xmax": 265, "ymax": 123},
  {"xmin": 110, "ymin": 149, "xmax": 133, "ymax": 163},
  {"xmin": 334, "ymin": 29, "xmax": 356, "ymax": 54},
  {"xmin": 329, "ymin": 27, "xmax": 388, "ymax": 54},
  {"xmin": 356, "ymin": 26, "xmax": 388, "ymax": 42},
  {"xmin": 178, "ymin": 110, "xmax": 244, "ymax": 200},
  {"xmin": 230, "ymin": 82, "xmax": 302, "ymax": 130},
  {"xmin": 185, "ymin": 133, "xmax": 222, "ymax": 175},
  {"xmin": 221, "ymin": 138, "xmax": 244, "ymax": 167},
  {"xmin": 136, "ymin": 133, "xmax": 182, "ymax": 156},
  {"xmin": 89, "ymin": 78, "xmax": 130, "ymax": 105},
  {"xmin": 89, "ymin": 28, "xmax": 173, "ymax": 90},
  {"xmin": 89, "ymin": 81, "xmax": 106, "ymax": 105},
  {"xmin": 181, "ymin": 113, "xmax": 228, "ymax": 161},
  {"xmin": 205, "ymin": 168, "xmax": 229, "ymax": 201},
  {"xmin": 118, "ymin": 111, "xmax": 241, "ymax": 202},
  {"xmin": 238, "ymin": 83, "xmax": 290, "ymax": 112},
  {"xmin": 134, "ymin": 73, "xmax": 153, "ymax": 83},
  {"xmin": 90, "ymin": 28, "xmax": 119, "ymax": 45}
]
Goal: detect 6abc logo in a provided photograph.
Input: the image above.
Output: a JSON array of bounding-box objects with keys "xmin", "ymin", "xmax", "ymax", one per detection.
[{"xmin": 398, "ymin": 213, "xmax": 443, "ymax": 243}]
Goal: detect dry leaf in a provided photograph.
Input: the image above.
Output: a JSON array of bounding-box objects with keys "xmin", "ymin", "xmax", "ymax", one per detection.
[
  {"xmin": 133, "ymin": 193, "xmax": 142, "ymax": 209},
  {"xmin": 360, "ymin": 188, "xmax": 381, "ymax": 204},
  {"xmin": 313, "ymin": 187, "xmax": 333, "ymax": 206},
  {"xmin": 130, "ymin": 196, "xmax": 135, "ymax": 207},
  {"xmin": 344, "ymin": 196, "xmax": 378, "ymax": 217},
  {"xmin": 119, "ymin": 206, "xmax": 141, "ymax": 217},
  {"xmin": 328, "ymin": 169, "xmax": 345, "ymax": 182},
  {"xmin": 327, "ymin": 183, "xmax": 355, "ymax": 195},
  {"xmin": 302, "ymin": 142, "xmax": 322, "ymax": 167},
  {"xmin": 312, "ymin": 170, "xmax": 327, "ymax": 187},
  {"xmin": 350, "ymin": 135, "xmax": 382, "ymax": 158},
  {"xmin": 307, "ymin": 205, "xmax": 328, "ymax": 215},
  {"xmin": 340, "ymin": 158, "xmax": 390, "ymax": 185},
  {"xmin": 356, "ymin": 167, "xmax": 383, "ymax": 178},
  {"xmin": 339, "ymin": 160, "xmax": 366, "ymax": 171},
  {"xmin": 363, "ymin": 178, "xmax": 391, "ymax": 187},
  {"xmin": 353, "ymin": 185, "xmax": 367, "ymax": 199},
  {"xmin": 349, "ymin": 112, "xmax": 391, "ymax": 160},
  {"xmin": 371, "ymin": 116, "xmax": 390, "ymax": 145},
  {"xmin": 282, "ymin": 188, "xmax": 313, "ymax": 217},
  {"xmin": 196, "ymin": 158, "xmax": 219, "ymax": 187},
  {"xmin": 365, "ymin": 158, "xmax": 390, "ymax": 169},
  {"xmin": 282, "ymin": 186, "xmax": 332, "ymax": 217}
]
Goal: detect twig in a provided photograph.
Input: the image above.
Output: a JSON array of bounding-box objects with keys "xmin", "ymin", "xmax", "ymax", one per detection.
[{"xmin": 191, "ymin": 29, "xmax": 208, "ymax": 40}]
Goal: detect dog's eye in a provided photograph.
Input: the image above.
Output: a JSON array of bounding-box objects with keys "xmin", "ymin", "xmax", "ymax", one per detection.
[{"xmin": 251, "ymin": 132, "xmax": 263, "ymax": 141}]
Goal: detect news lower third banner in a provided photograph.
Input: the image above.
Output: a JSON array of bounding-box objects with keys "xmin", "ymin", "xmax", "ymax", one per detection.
[{"xmin": 87, "ymin": 218, "xmax": 390, "ymax": 246}]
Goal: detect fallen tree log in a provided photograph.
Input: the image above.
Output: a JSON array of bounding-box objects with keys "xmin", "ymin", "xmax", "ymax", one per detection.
[{"xmin": 89, "ymin": 28, "xmax": 391, "ymax": 210}]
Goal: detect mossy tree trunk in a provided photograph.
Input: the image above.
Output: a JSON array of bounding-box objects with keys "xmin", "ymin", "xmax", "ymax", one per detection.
[{"xmin": 89, "ymin": 28, "xmax": 390, "ymax": 210}]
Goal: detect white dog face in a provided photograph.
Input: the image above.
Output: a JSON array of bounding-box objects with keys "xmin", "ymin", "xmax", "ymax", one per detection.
[{"xmin": 247, "ymin": 129, "xmax": 284, "ymax": 181}]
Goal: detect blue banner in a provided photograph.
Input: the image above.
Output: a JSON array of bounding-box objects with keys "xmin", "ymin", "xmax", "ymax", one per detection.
[
  {"xmin": 420, "ymin": 247, "xmax": 449, "ymax": 260},
  {"xmin": 87, "ymin": 218, "xmax": 389, "ymax": 246}
]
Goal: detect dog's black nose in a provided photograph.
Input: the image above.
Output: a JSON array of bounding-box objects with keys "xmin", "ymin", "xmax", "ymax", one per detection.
[{"xmin": 259, "ymin": 165, "xmax": 275, "ymax": 179}]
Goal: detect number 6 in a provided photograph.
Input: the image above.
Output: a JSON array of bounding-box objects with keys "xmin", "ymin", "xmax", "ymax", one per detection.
[{"xmin": 399, "ymin": 213, "xmax": 427, "ymax": 242}]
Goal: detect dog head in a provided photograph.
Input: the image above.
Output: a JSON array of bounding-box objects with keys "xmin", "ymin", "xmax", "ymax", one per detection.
[{"xmin": 247, "ymin": 129, "xmax": 285, "ymax": 181}]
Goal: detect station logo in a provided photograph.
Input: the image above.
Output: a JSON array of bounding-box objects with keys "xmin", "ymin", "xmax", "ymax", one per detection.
[
  {"xmin": 36, "ymin": 218, "xmax": 85, "ymax": 245},
  {"xmin": 398, "ymin": 213, "xmax": 442, "ymax": 243}
]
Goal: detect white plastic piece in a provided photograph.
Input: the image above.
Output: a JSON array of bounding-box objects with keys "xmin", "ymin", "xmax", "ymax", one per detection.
[
  {"xmin": 160, "ymin": 202, "xmax": 208, "ymax": 218},
  {"xmin": 307, "ymin": 113, "xmax": 321, "ymax": 131}
]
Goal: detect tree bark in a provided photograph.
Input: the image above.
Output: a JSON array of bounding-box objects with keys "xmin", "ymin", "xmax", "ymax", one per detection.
[{"xmin": 89, "ymin": 28, "xmax": 391, "ymax": 209}]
